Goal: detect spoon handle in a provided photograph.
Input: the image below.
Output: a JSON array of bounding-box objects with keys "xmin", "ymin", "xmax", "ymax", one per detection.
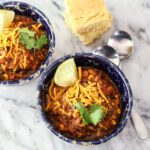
[
  {"xmin": 131, "ymin": 106, "xmax": 149, "ymax": 139},
  {"xmin": 118, "ymin": 65, "xmax": 149, "ymax": 139}
]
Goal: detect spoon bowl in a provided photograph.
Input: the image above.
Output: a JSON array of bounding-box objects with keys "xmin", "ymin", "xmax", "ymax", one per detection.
[
  {"xmin": 93, "ymin": 45, "xmax": 120, "ymax": 66},
  {"xmin": 108, "ymin": 31, "xmax": 134, "ymax": 60}
]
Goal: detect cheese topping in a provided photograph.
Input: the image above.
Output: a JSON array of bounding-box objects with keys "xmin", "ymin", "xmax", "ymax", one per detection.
[{"xmin": 48, "ymin": 67, "xmax": 109, "ymax": 116}]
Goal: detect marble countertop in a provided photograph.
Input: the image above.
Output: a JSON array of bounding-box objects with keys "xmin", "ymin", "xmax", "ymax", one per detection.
[{"xmin": 0, "ymin": 0, "xmax": 150, "ymax": 149}]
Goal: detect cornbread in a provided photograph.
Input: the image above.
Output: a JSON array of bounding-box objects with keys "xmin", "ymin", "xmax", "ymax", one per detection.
[{"xmin": 64, "ymin": 0, "xmax": 112, "ymax": 45}]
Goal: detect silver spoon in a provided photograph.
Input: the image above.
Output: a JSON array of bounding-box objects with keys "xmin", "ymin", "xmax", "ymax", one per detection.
[
  {"xmin": 93, "ymin": 31, "xmax": 149, "ymax": 139},
  {"xmin": 108, "ymin": 31, "xmax": 134, "ymax": 60},
  {"xmin": 93, "ymin": 45, "xmax": 120, "ymax": 66}
]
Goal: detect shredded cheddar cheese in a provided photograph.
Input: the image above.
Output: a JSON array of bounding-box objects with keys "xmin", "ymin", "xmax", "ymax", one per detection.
[
  {"xmin": 47, "ymin": 67, "xmax": 109, "ymax": 118},
  {"xmin": 0, "ymin": 20, "xmax": 45, "ymax": 80}
]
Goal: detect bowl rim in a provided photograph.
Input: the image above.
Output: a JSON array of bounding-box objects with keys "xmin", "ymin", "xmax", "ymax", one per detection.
[
  {"xmin": 0, "ymin": 1, "xmax": 55, "ymax": 85},
  {"xmin": 37, "ymin": 53, "xmax": 133, "ymax": 145}
]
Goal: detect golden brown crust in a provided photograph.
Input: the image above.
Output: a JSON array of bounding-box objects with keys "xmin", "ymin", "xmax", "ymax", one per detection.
[{"xmin": 64, "ymin": 0, "xmax": 112, "ymax": 45}]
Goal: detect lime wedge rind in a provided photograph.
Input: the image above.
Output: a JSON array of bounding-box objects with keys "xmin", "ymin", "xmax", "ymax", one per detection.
[
  {"xmin": 54, "ymin": 58, "xmax": 78, "ymax": 87},
  {"xmin": 0, "ymin": 10, "xmax": 15, "ymax": 31}
]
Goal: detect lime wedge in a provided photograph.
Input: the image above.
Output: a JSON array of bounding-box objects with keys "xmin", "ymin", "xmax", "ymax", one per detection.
[
  {"xmin": 54, "ymin": 58, "xmax": 78, "ymax": 87},
  {"xmin": 0, "ymin": 10, "xmax": 15, "ymax": 31}
]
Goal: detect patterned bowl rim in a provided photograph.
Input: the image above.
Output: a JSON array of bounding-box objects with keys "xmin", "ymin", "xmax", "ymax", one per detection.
[
  {"xmin": 37, "ymin": 53, "xmax": 133, "ymax": 145},
  {"xmin": 0, "ymin": 1, "xmax": 55, "ymax": 85}
]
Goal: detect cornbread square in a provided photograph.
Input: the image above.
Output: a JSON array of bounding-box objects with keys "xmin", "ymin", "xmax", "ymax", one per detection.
[
  {"xmin": 65, "ymin": 0, "xmax": 105, "ymax": 19},
  {"xmin": 64, "ymin": 8, "xmax": 112, "ymax": 34},
  {"xmin": 77, "ymin": 20, "xmax": 112, "ymax": 45},
  {"xmin": 64, "ymin": 0, "xmax": 112, "ymax": 33},
  {"xmin": 64, "ymin": 0, "xmax": 112, "ymax": 45},
  {"xmin": 64, "ymin": 10, "xmax": 112, "ymax": 45}
]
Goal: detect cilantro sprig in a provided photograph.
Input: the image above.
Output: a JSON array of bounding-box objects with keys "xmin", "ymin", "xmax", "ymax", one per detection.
[
  {"xmin": 75, "ymin": 102, "xmax": 91, "ymax": 125},
  {"xmin": 75, "ymin": 102, "xmax": 107, "ymax": 126},
  {"xmin": 36, "ymin": 35, "xmax": 48, "ymax": 49},
  {"xmin": 19, "ymin": 28, "xmax": 48, "ymax": 50}
]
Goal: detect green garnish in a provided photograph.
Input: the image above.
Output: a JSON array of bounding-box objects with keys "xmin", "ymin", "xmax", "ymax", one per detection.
[
  {"xmin": 89, "ymin": 104, "xmax": 106, "ymax": 125},
  {"xmin": 75, "ymin": 102, "xmax": 91, "ymax": 125},
  {"xmin": 75, "ymin": 102, "xmax": 107, "ymax": 126},
  {"xmin": 19, "ymin": 28, "xmax": 35, "ymax": 37},
  {"xmin": 20, "ymin": 33, "xmax": 36, "ymax": 49},
  {"xmin": 19, "ymin": 27, "xmax": 48, "ymax": 50},
  {"xmin": 36, "ymin": 35, "xmax": 48, "ymax": 49}
]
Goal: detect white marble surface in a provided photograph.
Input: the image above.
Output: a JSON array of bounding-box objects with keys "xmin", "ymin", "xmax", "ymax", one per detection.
[{"xmin": 0, "ymin": 0, "xmax": 150, "ymax": 149}]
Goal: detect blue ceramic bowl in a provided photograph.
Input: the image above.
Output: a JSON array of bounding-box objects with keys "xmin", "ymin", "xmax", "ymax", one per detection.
[
  {"xmin": 0, "ymin": 1, "xmax": 55, "ymax": 85},
  {"xmin": 37, "ymin": 53, "xmax": 133, "ymax": 145}
]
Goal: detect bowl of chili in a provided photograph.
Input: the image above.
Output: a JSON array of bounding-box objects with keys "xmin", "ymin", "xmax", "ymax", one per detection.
[
  {"xmin": 0, "ymin": 1, "xmax": 55, "ymax": 85},
  {"xmin": 37, "ymin": 53, "xmax": 133, "ymax": 145}
]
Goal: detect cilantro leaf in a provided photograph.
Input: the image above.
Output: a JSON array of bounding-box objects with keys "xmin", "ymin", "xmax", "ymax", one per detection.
[
  {"xmin": 19, "ymin": 27, "xmax": 48, "ymax": 50},
  {"xmin": 35, "ymin": 35, "xmax": 48, "ymax": 49},
  {"xmin": 89, "ymin": 104, "xmax": 105, "ymax": 125},
  {"xmin": 19, "ymin": 28, "xmax": 35, "ymax": 37},
  {"xmin": 75, "ymin": 102, "xmax": 90, "ymax": 125},
  {"xmin": 26, "ymin": 38, "xmax": 36, "ymax": 50},
  {"xmin": 19, "ymin": 33, "xmax": 36, "ymax": 50},
  {"xmin": 19, "ymin": 33, "xmax": 28, "ymax": 45},
  {"xmin": 19, "ymin": 28, "xmax": 36, "ymax": 50},
  {"xmin": 75, "ymin": 102, "xmax": 107, "ymax": 126}
]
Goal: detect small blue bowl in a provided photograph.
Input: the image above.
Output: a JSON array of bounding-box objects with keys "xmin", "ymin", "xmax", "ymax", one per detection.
[
  {"xmin": 37, "ymin": 53, "xmax": 133, "ymax": 145},
  {"xmin": 0, "ymin": 1, "xmax": 55, "ymax": 85}
]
